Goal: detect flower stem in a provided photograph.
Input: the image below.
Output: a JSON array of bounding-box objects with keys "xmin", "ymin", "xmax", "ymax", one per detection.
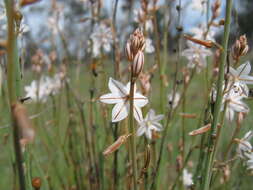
[
  {"xmin": 4, "ymin": 0, "xmax": 25, "ymax": 189},
  {"xmin": 201, "ymin": 1, "xmax": 233, "ymax": 189},
  {"xmin": 129, "ymin": 76, "xmax": 138, "ymax": 190}
]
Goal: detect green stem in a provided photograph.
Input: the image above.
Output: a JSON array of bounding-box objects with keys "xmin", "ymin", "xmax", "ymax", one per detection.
[
  {"xmin": 129, "ymin": 76, "xmax": 138, "ymax": 190},
  {"xmin": 201, "ymin": 1, "xmax": 233, "ymax": 189},
  {"xmin": 4, "ymin": 0, "xmax": 25, "ymax": 190}
]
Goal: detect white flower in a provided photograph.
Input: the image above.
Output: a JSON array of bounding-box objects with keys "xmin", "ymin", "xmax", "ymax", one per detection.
[
  {"xmin": 191, "ymin": 0, "xmax": 206, "ymax": 13},
  {"xmin": 183, "ymin": 169, "xmax": 193, "ymax": 187},
  {"xmin": 182, "ymin": 42, "xmax": 212, "ymax": 72},
  {"xmin": 99, "ymin": 78, "xmax": 148, "ymax": 123},
  {"xmin": 237, "ymin": 131, "xmax": 253, "ymax": 159},
  {"xmin": 212, "ymin": 81, "xmax": 249, "ymax": 121},
  {"xmin": 25, "ymin": 74, "xmax": 63, "ymax": 102},
  {"xmin": 145, "ymin": 38, "xmax": 155, "ymax": 54},
  {"xmin": 222, "ymin": 82, "xmax": 249, "ymax": 121},
  {"xmin": 190, "ymin": 25, "xmax": 216, "ymax": 41},
  {"xmin": 136, "ymin": 109, "xmax": 164, "ymax": 139},
  {"xmin": 237, "ymin": 131, "xmax": 253, "ymax": 170},
  {"xmin": 229, "ymin": 61, "xmax": 253, "ymax": 85},
  {"xmin": 90, "ymin": 23, "xmax": 113, "ymax": 57},
  {"xmin": 168, "ymin": 92, "xmax": 180, "ymax": 109}
]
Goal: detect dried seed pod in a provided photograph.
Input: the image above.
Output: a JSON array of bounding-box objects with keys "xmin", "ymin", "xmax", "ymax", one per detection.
[
  {"xmin": 179, "ymin": 113, "xmax": 197, "ymax": 119},
  {"xmin": 20, "ymin": 0, "xmax": 41, "ymax": 7},
  {"xmin": 12, "ymin": 102, "xmax": 35, "ymax": 147},
  {"xmin": 132, "ymin": 51, "xmax": 144, "ymax": 78},
  {"xmin": 103, "ymin": 134, "xmax": 131, "ymax": 156},
  {"xmin": 184, "ymin": 35, "xmax": 213, "ymax": 48},
  {"xmin": 189, "ymin": 123, "xmax": 211, "ymax": 136}
]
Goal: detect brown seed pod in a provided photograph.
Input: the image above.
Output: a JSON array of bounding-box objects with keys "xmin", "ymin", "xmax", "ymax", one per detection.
[
  {"xmin": 189, "ymin": 123, "xmax": 211, "ymax": 136},
  {"xmin": 184, "ymin": 34, "xmax": 213, "ymax": 48},
  {"xmin": 103, "ymin": 134, "xmax": 131, "ymax": 156},
  {"xmin": 12, "ymin": 102, "xmax": 35, "ymax": 147}
]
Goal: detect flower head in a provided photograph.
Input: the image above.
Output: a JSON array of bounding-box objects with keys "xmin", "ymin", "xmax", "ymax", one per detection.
[
  {"xmin": 182, "ymin": 42, "xmax": 212, "ymax": 72},
  {"xmin": 90, "ymin": 23, "xmax": 113, "ymax": 57},
  {"xmin": 99, "ymin": 78, "xmax": 148, "ymax": 123},
  {"xmin": 168, "ymin": 92, "xmax": 180, "ymax": 109},
  {"xmin": 136, "ymin": 109, "xmax": 164, "ymax": 139},
  {"xmin": 24, "ymin": 74, "xmax": 63, "ymax": 102}
]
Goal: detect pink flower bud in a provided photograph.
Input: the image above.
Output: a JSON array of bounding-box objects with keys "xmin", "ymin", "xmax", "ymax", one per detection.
[{"xmin": 132, "ymin": 51, "xmax": 144, "ymax": 78}]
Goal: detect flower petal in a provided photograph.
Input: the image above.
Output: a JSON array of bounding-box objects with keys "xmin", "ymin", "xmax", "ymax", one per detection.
[
  {"xmin": 133, "ymin": 106, "xmax": 143, "ymax": 123},
  {"xmin": 238, "ymin": 75, "xmax": 253, "ymax": 84},
  {"xmin": 229, "ymin": 67, "xmax": 238, "ymax": 77},
  {"xmin": 226, "ymin": 108, "xmax": 234, "ymax": 122},
  {"xmin": 228, "ymin": 99, "xmax": 249, "ymax": 114},
  {"xmin": 152, "ymin": 115, "xmax": 164, "ymax": 122},
  {"xmin": 237, "ymin": 62, "xmax": 251, "ymax": 76},
  {"xmin": 99, "ymin": 93, "xmax": 124, "ymax": 104},
  {"xmin": 111, "ymin": 102, "xmax": 129, "ymax": 122},
  {"xmin": 145, "ymin": 128, "xmax": 152, "ymax": 139},
  {"xmin": 134, "ymin": 92, "xmax": 148, "ymax": 107},
  {"xmin": 136, "ymin": 126, "xmax": 145, "ymax": 137},
  {"xmin": 109, "ymin": 78, "xmax": 127, "ymax": 96}
]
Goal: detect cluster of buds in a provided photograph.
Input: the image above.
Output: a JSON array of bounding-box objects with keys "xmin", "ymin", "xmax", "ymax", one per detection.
[
  {"xmin": 211, "ymin": 0, "xmax": 221, "ymax": 19},
  {"xmin": 231, "ymin": 35, "xmax": 249, "ymax": 62},
  {"xmin": 125, "ymin": 28, "xmax": 146, "ymax": 78}
]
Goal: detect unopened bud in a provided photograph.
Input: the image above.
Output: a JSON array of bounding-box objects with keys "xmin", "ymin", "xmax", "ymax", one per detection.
[
  {"xmin": 232, "ymin": 35, "xmax": 249, "ymax": 61},
  {"xmin": 126, "ymin": 28, "xmax": 146, "ymax": 59},
  {"xmin": 132, "ymin": 51, "xmax": 144, "ymax": 78},
  {"xmin": 125, "ymin": 42, "xmax": 134, "ymax": 61},
  {"xmin": 212, "ymin": 0, "xmax": 221, "ymax": 18}
]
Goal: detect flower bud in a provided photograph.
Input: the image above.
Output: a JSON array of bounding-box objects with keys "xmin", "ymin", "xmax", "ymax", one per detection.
[
  {"xmin": 132, "ymin": 51, "xmax": 144, "ymax": 78},
  {"xmin": 232, "ymin": 35, "xmax": 249, "ymax": 61},
  {"xmin": 125, "ymin": 28, "xmax": 146, "ymax": 60},
  {"xmin": 125, "ymin": 41, "xmax": 134, "ymax": 61}
]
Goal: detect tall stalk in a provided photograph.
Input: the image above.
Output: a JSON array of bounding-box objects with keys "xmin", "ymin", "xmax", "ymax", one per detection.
[
  {"xmin": 129, "ymin": 74, "xmax": 138, "ymax": 190},
  {"xmin": 4, "ymin": 0, "xmax": 25, "ymax": 189},
  {"xmin": 201, "ymin": 1, "xmax": 233, "ymax": 189}
]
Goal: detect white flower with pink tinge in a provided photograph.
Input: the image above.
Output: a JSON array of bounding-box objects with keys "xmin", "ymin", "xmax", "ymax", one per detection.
[
  {"xmin": 99, "ymin": 78, "xmax": 148, "ymax": 123},
  {"xmin": 136, "ymin": 109, "xmax": 164, "ymax": 139}
]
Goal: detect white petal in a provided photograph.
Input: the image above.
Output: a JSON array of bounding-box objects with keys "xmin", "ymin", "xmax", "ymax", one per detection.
[
  {"xmin": 237, "ymin": 62, "xmax": 251, "ymax": 76},
  {"xmin": 229, "ymin": 67, "xmax": 238, "ymax": 77},
  {"xmin": 145, "ymin": 128, "xmax": 152, "ymax": 139},
  {"xmin": 99, "ymin": 93, "xmax": 124, "ymax": 104},
  {"xmin": 238, "ymin": 75, "xmax": 253, "ymax": 84},
  {"xmin": 226, "ymin": 109, "xmax": 234, "ymax": 122},
  {"xmin": 111, "ymin": 102, "xmax": 129, "ymax": 122},
  {"xmin": 151, "ymin": 123, "xmax": 163, "ymax": 131},
  {"xmin": 229, "ymin": 100, "xmax": 249, "ymax": 113},
  {"xmin": 147, "ymin": 109, "xmax": 156, "ymax": 120},
  {"xmin": 134, "ymin": 93, "xmax": 148, "ymax": 107},
  {"xmin": 136, "ymin": 126, "xmax": 145, "ymax": 137},
  {"xmin": 152, "ymin": 114, "xmax": 164, "ymax": 122},
  {"xmin": 109, "ymin": 78, "xmax": 127, "ymax": 96},
  {"xmin": 133, "ymin": 106, "xmax": 143, "ymax": 123}
]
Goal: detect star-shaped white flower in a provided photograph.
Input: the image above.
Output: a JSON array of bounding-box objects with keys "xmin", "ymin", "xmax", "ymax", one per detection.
[
  {"xmin": 229, "ymin": 61, "xmax": 253, "ymax": 85},
  {"xmin": 136, "ymin": 109, "xmax": 164, "ymax": 139},
  {"xmin": 223, "ymin": 85, "xmax": 249, "ymax": 122},
  {"xmin": 99, "ymin": 78, "xmax": 148, "ymax": 123}
]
